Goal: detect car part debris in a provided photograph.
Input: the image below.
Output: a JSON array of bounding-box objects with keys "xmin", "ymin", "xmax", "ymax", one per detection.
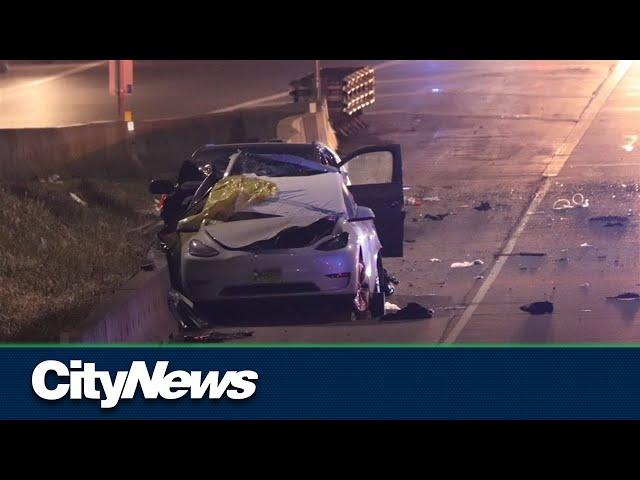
[
  {"xmin": 606, "ymin": 292, "xmax": 640, "ymax": 301},
  {"xmin": 183, "ymin": 330, "xmax": 254, "ymax": 343},
  {"xmin": 40, "ymin": 173, "xmax": 63, "ymax": 184},
  {"xmin": 141, "ymin": 261, "xmax": 155, "ymax": 271},
  {"xmin": 579, "ymin": 282, "xmax": 591, "ymax": 288},
  {"xmin": 404, "ymin": 196, "xmax": 423, "ymax": 206},
  {"xmin": 424, "ymin": 213, "xmax": 450, "ymax": 221},
  {"xmin": 423, "ymin": 196, "xmax": 440, "ymax": 202},
  {"xmin": 384, "ymin": 302, "xmax": 402, "ymax": 312},
  {"xmin": 579, "ymin": 242, "xmax": 593, "ymax": 248},
  {"xmin": 384, "ymin": 269, "xmax": 400, "ymax": 285},
  {"xmin": 475, "ymin": 275, "xmax": 484, "ymax": 280},
  {"xmin": 520, "ymin": 301, "xmax": 554, "ymax": 315},
  {"xmin": 383, "ymin": 302, "xmax": 434, "ymax": 320},
  {"xmin": 474, "ymin": 201, "xmax": 492, "ymax": 211},
  {"xmin": 429, "ymin": 258, "xmax": 441, "ymax": 262},
  {"xmin": 450, "ymin": 259, "xmax": 484, "ymax": 268},
  {"xmin": 554, "ymin": 257, "xmax": 568, "ymax": 262},
  {"xmin": 69, "ymin": 192, "xmax": 87, "ymax": 207},
  {"xmin": 589, "ymin": 215, "xmax": 629, "ymax": 227},
  {"xmin": 494, "ymin": 252, "xmax": 546, "ymax": 257},
  {"xmin": 552, "ymin": 193, "xmax": 589, "ymax": 210},
  {"xmin": 168, "ymin": 289, "xmax": 206, "ymax": 330}
]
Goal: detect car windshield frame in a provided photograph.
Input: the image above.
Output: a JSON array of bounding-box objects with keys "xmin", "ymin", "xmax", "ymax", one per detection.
[{"xmin": 182, "ymin": 147, "xmax": 337, "ymax": 219}]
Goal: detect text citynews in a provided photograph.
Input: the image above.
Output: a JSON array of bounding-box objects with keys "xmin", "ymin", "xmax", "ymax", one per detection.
[{"xmin": 31, "ymin": 360, "xmax": 259, "ymax": 409}]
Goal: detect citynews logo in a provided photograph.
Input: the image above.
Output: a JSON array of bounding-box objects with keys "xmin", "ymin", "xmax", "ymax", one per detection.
[{"xmin": 32, "ymin": 360, "xmax": 258, "ymax": 409}]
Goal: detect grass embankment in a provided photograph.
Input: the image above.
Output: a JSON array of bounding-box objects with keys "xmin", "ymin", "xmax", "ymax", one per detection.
[{"xmin": 0, "ymin": 178, "xmax": 158, "ymax": 341}]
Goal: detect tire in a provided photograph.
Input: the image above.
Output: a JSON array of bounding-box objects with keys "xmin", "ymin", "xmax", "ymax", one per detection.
[{"xmin": 352, "ymin": 249, "xmax": 373, "ymax": 320}]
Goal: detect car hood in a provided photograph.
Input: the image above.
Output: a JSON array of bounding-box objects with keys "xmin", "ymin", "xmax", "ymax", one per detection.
[{"xmin": 203, "ymin": 215, "xmax": 334, "ymax": 249}]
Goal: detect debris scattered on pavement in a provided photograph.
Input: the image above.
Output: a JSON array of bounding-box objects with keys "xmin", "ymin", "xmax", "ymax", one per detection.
[
  {"xmin": 474, "ymin": 201, "xmax": 492, "ymax": 211},
  {"xmin": 581, "ymin": 309, "xmax": 593, "ymax": 312},
  {"xmin": 520, "ymin": 301, "xmax": 554, "ymax": 315},
  {"xmin": 606, "ymin": 292, "xmax": 640, "ymax": 301},
  {"xmin": 69, "ymin": 192, "xmax": 87, "ymax": 207},
  {"xmin": 384, "ymin": 269, "xmax": 400, "ymax": 285},
  {"xmin": 39, "ymin": 173, "xmax": 63, "ymax": 184},
  {"xmin": 589, "ymin": 215, "xmax": 629, "ymax": 227},
  {"xmin": 404, "ymin": 196, "xmax": 423, "ymax": 206},
  {"xmin": 597, "ymin": 255, "xmax": 607, "ymax": 260},
  {"xmin": 579, "ymin": 242, "xmax": 593, "ymax": 248},
  {"xmin": 429, "ymin": 258, "xmax": 441, "ymax": 262},
  {"xmin": 495, "ymin": 252, "xmax": 546, "ymax": 257},
  {"xmin": 579, "ymin": 282, "xmax": 591, "ymax": 288},
  {"xmin": 423, "ymin": 196, "xmax": 440, "ymax": 202},
  {"xmin": 384, "ymin": 302, "xmax": 402, "ymax": 312},
  {"xmin": 183, "ymin": 330, "xmax": 254, "ymax": 343},
  {"xmin": 555, "ymin": 257, "xmax": 568, "ymax": 262},
  {"xmin": 519, "ymin": 265, "xmax": 528, "ymax": 270},
  {"xmin": 552, "ymin": 193, "xmax": 589, "ymax": 210},
  {"xmin": 475, "ymin": 275, "xmax": 484, "ymax": 280},
  {"xmin": 450, "ymin": 259, "xmax": 484, "ymax": 268},
  {"xmin": 444, "ymin": 305, "xmax": 466, "ymax": 310},
  {"xmin": 424, "ymin": 212, "xmax": 450, "ymax": 221},
  {"xmin": 141, "ymin": 260, "xmax": 155, "ymax": 271},
  {"xmin": 382, "ymin": 302, "xmax": 434, "ymax": 321}
]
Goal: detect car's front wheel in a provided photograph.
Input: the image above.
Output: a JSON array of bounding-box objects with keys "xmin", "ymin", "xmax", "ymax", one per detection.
[{"xmin": 353, "ymin": 249, "xmax": 371, "ymax": 320}]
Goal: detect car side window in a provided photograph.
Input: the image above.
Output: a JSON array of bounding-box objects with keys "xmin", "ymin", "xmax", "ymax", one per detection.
[{"xmin": 342, "ymin": 151, "xmax": 394, "ymax": 185}]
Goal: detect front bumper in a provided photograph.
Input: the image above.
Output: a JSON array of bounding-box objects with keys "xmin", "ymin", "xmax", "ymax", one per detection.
[{"xmin": 181, "ymin": 245, "xmax": 359, "ymax": 303}]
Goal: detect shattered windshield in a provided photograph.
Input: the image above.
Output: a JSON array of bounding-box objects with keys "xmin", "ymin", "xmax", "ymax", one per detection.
[{"xmin": 227, "ymin": 151, "xmax": 336, "ymax": 177}]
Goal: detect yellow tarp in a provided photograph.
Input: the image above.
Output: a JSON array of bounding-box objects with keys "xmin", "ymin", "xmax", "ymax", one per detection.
[{"xmin": 178, "ymin": 175, "xmax": 278, "ymax": 230}]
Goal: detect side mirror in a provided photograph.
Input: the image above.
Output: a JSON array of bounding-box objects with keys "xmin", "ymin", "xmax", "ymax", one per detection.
[
  {"xmin": 149, "ymin": 179, "xmax": 174, "ymax": 195},
  {"xmin": 176, "ymin": 218, "xmax": 200, "ymax": 233},
  {"xmin": 350, "ymin": 206, "xmax": 375, "ymax": 222}
]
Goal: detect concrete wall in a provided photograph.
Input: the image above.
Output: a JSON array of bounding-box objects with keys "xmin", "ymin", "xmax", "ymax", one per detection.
[{"xmin": 0, "ymin": 103, "xmax": 308, "ymax": 181}]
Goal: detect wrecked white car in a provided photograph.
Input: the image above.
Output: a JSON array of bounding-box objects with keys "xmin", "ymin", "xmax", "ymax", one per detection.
[{"xmin": 152, "ymin": 142, "xmax": 404, "ymax": 328}]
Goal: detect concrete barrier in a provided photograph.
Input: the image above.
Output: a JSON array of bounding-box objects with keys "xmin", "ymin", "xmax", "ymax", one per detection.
[
  {"xmin": 275, "ymin": 101, "xmax": 339, "ymax": 151},
  {"xmin": 0, "ymin": 103, "xmax": 308, "ymax": 181},
  {"xmin": 61, "ymin": 263, "xmax": 176, "ymax": 343}
]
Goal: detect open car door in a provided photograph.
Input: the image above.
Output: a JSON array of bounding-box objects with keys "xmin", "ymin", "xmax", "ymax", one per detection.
[{"xmin": 338, "ymin": 144, "xmax": 405, "ymax": 257}]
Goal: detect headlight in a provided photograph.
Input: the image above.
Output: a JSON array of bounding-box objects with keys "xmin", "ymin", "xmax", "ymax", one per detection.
[
  {"xmin": 188, "ymin": 239, "xmax": 220, "ymax": 257},
  {"xmin": 316, "ymin": 232, "xmax": 349, "ymax": 251}
]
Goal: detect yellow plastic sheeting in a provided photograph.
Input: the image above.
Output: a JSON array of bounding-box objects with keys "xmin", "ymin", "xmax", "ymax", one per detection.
[{"xmin": 179, "ymin": 175, "xmax": 278, "ymax": 229}]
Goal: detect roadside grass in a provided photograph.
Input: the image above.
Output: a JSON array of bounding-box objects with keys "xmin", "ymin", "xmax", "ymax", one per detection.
[{"xmin": 0, "ymin": 178, "xmax": 158, "ymax": 341}]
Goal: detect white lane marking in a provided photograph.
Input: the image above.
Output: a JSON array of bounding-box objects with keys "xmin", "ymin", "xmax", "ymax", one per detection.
[
  {"xmin": 442, "ymin": 59, "xmax": 633, "ymax": 344},
  {"xmin": 1, "ymin": 61, "xmax": 106, "ymax": 95},
  {"xmin": 208, "ymin": 91, "xmax": 291, "ymax": 114},
  {"xmin": 207, "ymin": 60, "xmax": 412, "ymax": 114},
  {"xmin": 542, "ymin": 60, "xmax": 632, "ymax": 177}
]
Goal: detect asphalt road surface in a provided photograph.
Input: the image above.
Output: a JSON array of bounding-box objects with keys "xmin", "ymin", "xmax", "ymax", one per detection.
[
  {"xmin": 176, "ymin": 60, "xmax": 640, "ymax": 344},
  {"xmin": 0, "ymin": 60, "xmax": 396, "ymax": 128}
]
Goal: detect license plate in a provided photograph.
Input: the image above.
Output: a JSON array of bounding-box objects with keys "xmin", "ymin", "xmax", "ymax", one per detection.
[{"xmin": 252, "ymin": 268, "xmax": 282, "ymax": 283}]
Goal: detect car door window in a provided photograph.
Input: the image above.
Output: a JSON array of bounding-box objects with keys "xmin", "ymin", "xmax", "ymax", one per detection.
[{"xmin": 342, "ymin": 151, "xmax": 394, "ymax": 185}]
